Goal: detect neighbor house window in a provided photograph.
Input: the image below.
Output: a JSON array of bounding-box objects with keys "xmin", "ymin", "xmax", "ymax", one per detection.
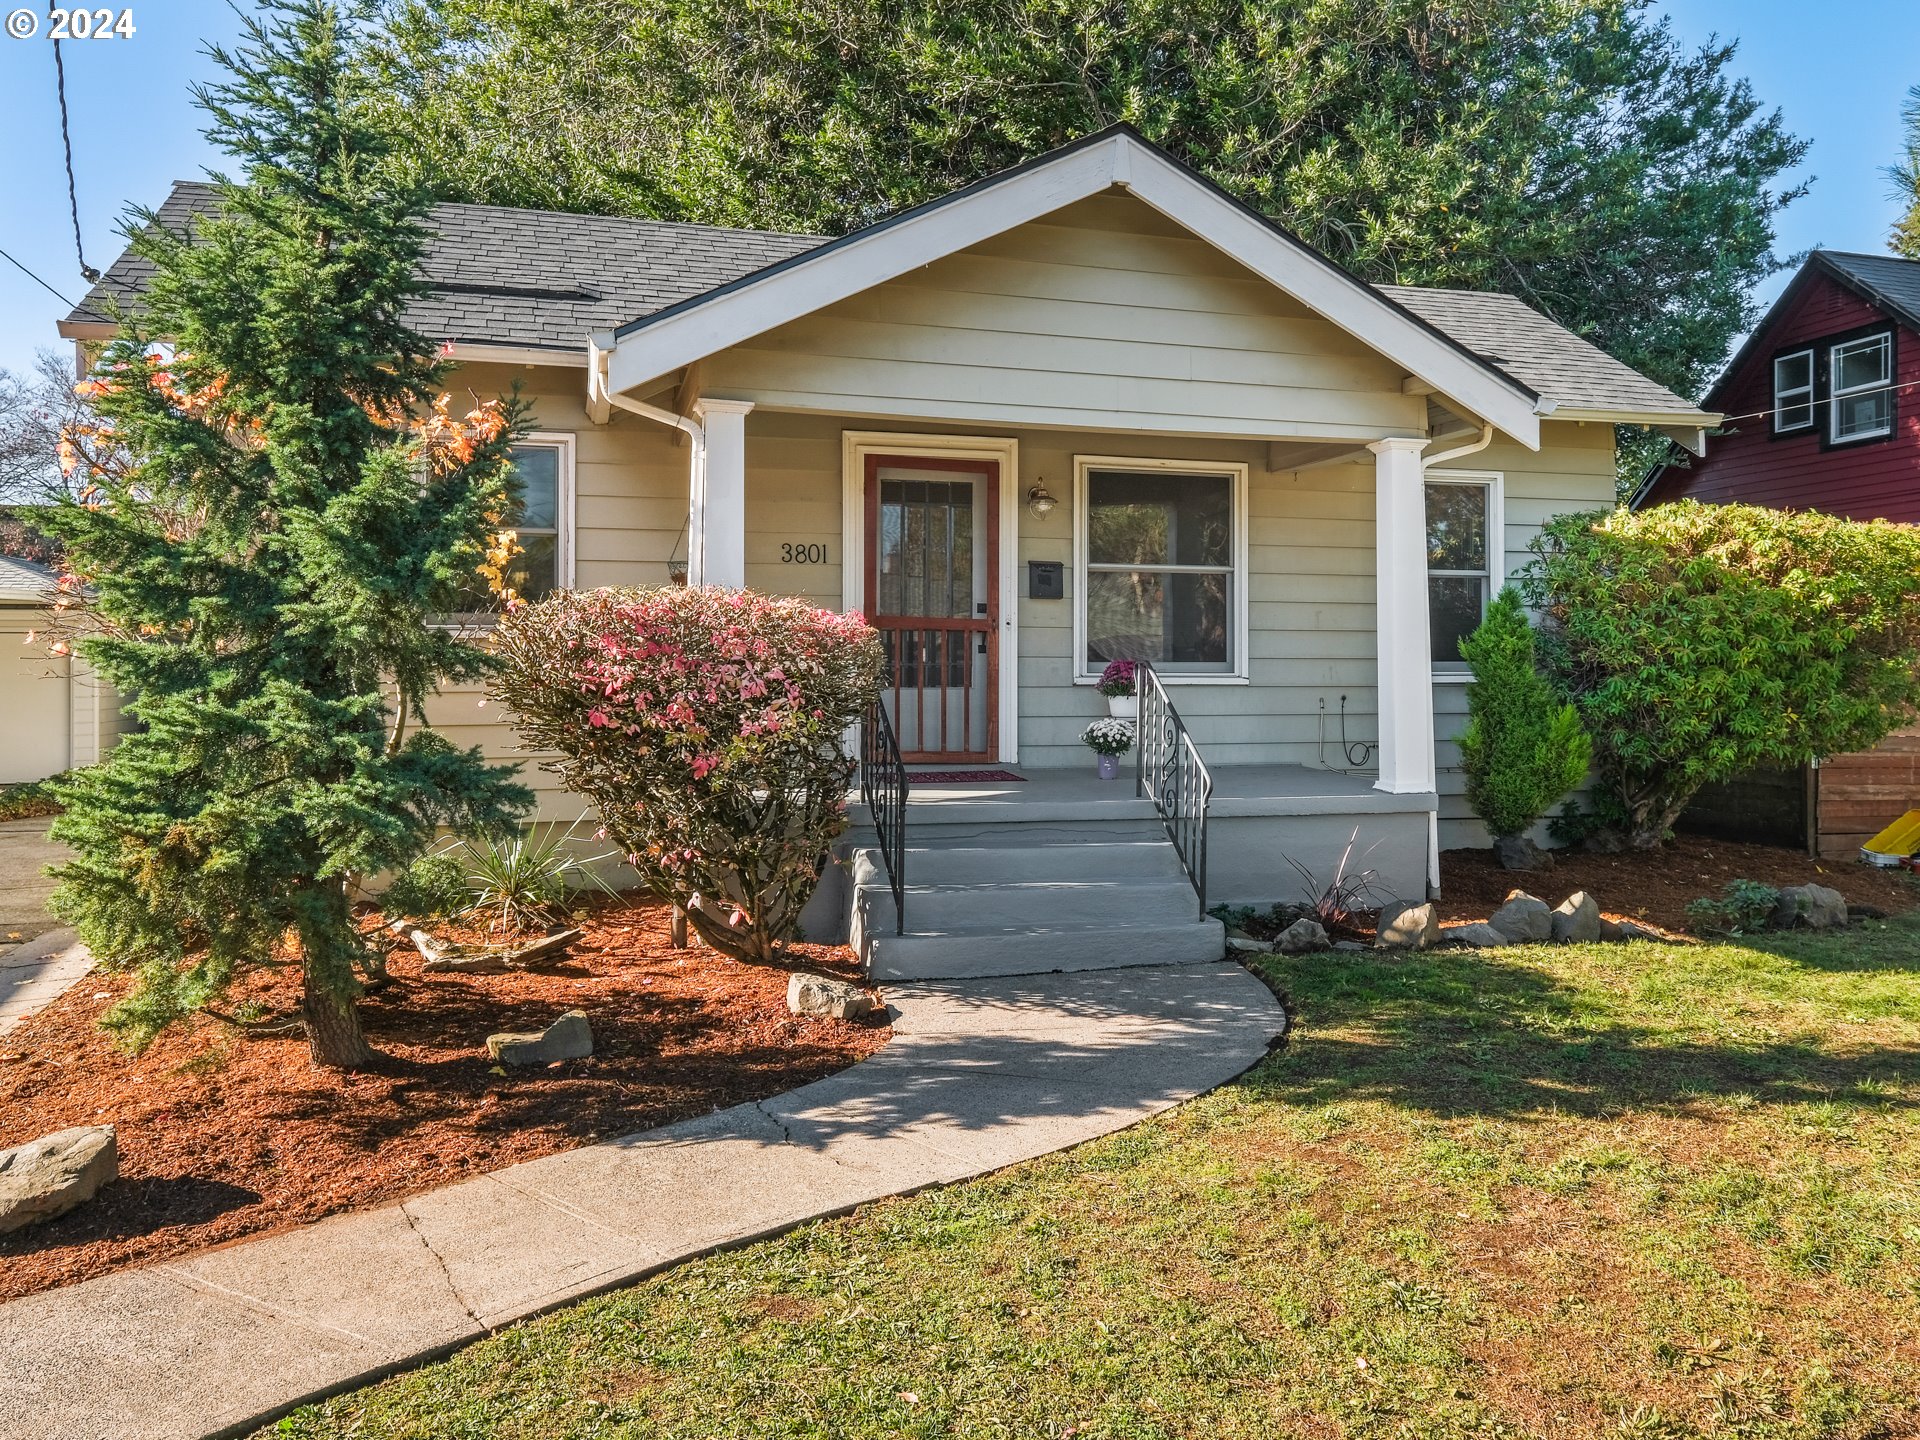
[
  {"xmin": 502, "ymin": 436, "xmax": 573, "ymax": 601},
  {"xmin": 1772, "ymin": 348, "xmax": 1814, "ymax": 433},
  {"xmin": 1426, "ymin": 472, "xmax": 1503, "ymax": 671},
  {"xmin": 1829, "ymin": 331, "xmax": 1894, "ymax": 443},
  {"xmin": 1074, "ymin": 458, "xmax": 1247, "ymax": 679}
]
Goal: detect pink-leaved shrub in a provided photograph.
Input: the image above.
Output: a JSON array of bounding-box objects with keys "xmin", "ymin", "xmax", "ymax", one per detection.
[{"xmin": 492, "ymin": 586, "xmax": 883, "ymax": 963}]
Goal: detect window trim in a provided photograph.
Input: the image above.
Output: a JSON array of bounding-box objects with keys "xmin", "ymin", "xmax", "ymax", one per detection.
[
  {"xmin": 1425, "ymin": 468, "xmax": 1505, "ymax": 683},
  {"xmin": 507, "ymin": 431, "xmax": 577, "ymax": 598},
  {"xmin": 1771, "ymin": 347, "xmax": 1815, "ymax": 434},
  {"xmin": 1071, "ymin": 454, "xmax": 1250, "ymax": 685},
  {"xmin": 1827, "ymin": 330, "xmax": 1895, "ymax": 446}
]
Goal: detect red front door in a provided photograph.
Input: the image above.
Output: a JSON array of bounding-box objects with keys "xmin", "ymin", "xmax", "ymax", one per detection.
[{"xmin": 863, "ymin": 453, "xmax": 999, "ymax": 763}]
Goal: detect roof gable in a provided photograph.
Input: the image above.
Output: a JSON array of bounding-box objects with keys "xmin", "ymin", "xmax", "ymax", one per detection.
[{"xmin": 600, "ymin": 126, "xmax": 1546, "ymax": 449}]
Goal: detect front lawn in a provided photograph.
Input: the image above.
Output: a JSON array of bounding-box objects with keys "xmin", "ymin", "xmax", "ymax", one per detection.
[{"xmin": 270, "ymin": 921, "xmax": 1920, "ymax": 1439}]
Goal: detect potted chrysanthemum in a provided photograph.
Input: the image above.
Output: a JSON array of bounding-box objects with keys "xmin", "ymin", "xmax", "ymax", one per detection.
[
  {"xmin": 1081, "ymin": 717, "xmax": 1134, "ymax": 779},
  {"xmin": 1097, "ymin": 659, "xmax": 1138, "ymax": 718}
]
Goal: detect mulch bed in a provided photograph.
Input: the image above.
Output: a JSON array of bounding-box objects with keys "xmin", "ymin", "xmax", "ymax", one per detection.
[
  {"xmin": 0, "ymin": 899, "xmax": 887, "ymax": 1303},
  {"xmin": 1435, "ymin": 836, "xmax": 1920, "ymax": 935}
]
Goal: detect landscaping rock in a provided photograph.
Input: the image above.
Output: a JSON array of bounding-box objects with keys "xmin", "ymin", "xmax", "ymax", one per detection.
[
  {"xmin": 486, "ymin": 1010, "xmax": 593, "ymax": 1065},
  {"xmin": 1274, "ymin": 918, "xmax": 1330, "ymax": 954},
  {"xmin": 1224, "ymin": 931, "xmax": 1271, "ymax": 956},
  {"xmin": 1598, "ymin": 917, "xmax": 1622, "ymax": 942},
  {"xmin": 1333, "ymin": 941, "xmax": 1367, "ymax": 952},
  {"xmin": 1771, "ymin": 883, "xmax": 1848, "ymax": 930},
  {"xmin": 1613, "ymin": 920, "xmax": 1663, "ymax": 942},
  {"xmin": 1493, "ymin": 834, "xmax": 1551, "ymax": 871},
  {"xmin": 1441, "ymin": 921, "xmax": 1511, "ymax": 949},
  {"xmin": 787, "ymin": 972, "xmax": 876, "ymax": 1021},
  {"xmin": 1374, "ymin": 902, "xmax": 1439, "ymax": 951},
  {"xmin": 1488, "ymin": 891, "xmax": 1553, "ymax": 943},
  {"xmin": 0, "ymin": 1124, "xmax": 117, "ymax": 1235},
  {"xmin": 1551, "ymin": 891, "xmax": 1602, "ymax": 944}
]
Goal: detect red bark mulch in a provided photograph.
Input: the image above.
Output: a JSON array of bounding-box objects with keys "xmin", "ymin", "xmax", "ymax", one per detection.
[
  {"xmin": 0, "ymin": 900, "xmax": 887, "ymax": 1303},
  {"xmin": 1436, "ymin": 837, "xmax": 1920, "ymax": 936}
]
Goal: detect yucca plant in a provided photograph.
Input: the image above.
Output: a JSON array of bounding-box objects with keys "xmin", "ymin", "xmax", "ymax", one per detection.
[{"xmin": 433, "ymin": 815, "xmax": 621, "ymax": 935}]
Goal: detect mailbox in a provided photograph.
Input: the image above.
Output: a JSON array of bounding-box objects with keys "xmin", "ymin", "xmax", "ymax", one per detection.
[{"xmin": 1027, "ymin": 560, "xmax": 1064, "ymax": 600}]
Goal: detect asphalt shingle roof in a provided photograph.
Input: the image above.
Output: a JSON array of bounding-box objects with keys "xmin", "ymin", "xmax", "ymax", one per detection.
[
  {"xmin": 66, "ymin": 181, "xmax": 1704, "ymax": 419},
  {"xmin": 64, "ymin": 182, "xmax": 821, "ymax": 354},
  {"xmin": 1810, "ymin": 251, "xmax": 1920, "ymax": 335},
  {"xmin": 1381, "ymin": 285, "xmax": 1703, "ymax": 419},
  {"xmin": 0, "ymin": 555, "xmax": 58, "ymax": 602}
]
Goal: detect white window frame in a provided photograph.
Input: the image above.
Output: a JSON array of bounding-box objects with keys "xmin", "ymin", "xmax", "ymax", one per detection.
[
  {"xmin": 508, "ymin": 431, "xmax": 577, "ymax": 597},
  {"xmin": 1828, "ymin": 332, "xmax": 1894, "ymax": 444},
  {"xmin": 1772, "ymin": 348, "xmax": 1815, "ymax": 434},
  {"xmin": 1426, "ymin": 468, "xmax": 1505, "ymax": 684},
  {"xmin": 1072, "ymin": 454, "xmax": 1250, "ymax": 685}
]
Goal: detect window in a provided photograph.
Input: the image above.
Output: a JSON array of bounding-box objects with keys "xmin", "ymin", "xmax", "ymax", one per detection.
[
  {"xmin": 1772, "ymin": 348, "xmax": 1814, "ymax": 433},
  {"xmin": 1074, "ymin": 458, "xmax": 1246, "ymax": 679},
  {"xmin": 1425, "ymin": 472, "xmax": 1502, "ymax": 670},
  {"xmin": 500, "ymin": 436, "xmax": 573, "ymax": 601},
  {"xmin": 1830, "ymin": 331, "xmax": 1893, "ymax": 443}
]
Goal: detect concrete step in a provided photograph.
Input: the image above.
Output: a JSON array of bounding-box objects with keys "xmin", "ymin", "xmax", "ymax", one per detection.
[
  {"xmin": 850, "ymin": 840, "xmax": 1186, "ymax": 890},
  {"xmin": 846, "ymin": 835, "xmax": 1222, "ymax": 982}
]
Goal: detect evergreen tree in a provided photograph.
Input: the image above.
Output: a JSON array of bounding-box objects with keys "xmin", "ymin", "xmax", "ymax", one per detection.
[
  {"xmin": 40, "ymin": 0, "xmax": 531, "ymax": 1068},
  {"xmin": 1890, "ymin": 84, "xmax": 1920, "ymax": 259},
  {"xmin": 1458, "ymin": 587, "xmax": 1590, "ymax": 859}
]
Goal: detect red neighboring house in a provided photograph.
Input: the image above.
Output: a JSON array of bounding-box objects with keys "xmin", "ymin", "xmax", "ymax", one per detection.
[
  {"xmin": 1637, "ymin": 249, "xmax": 1920, "ymax": 858},
  {"xmin": 1639, "ymin": 249, "xmax": 1920, "ymax": 515}
]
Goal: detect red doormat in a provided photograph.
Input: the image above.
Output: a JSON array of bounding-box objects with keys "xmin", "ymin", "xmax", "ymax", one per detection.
[{"xmin": 905, "ymin": 769, "xmax": 1026, "ymax": 783}]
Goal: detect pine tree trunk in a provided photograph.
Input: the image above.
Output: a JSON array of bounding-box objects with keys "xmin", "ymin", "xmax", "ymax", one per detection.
[
  {"xmin": 304, "ymin": 971, "xmax": 374, "ymax": 1069},
  {"xmin": 300, "ymin": 887, "xmax": 376, "ymax": 1069}
]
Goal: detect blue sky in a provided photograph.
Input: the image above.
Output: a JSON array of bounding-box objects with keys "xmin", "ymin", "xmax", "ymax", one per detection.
[{"xmin": 1, "ymin": 1, "xmax": 1916, "ymax": 384}]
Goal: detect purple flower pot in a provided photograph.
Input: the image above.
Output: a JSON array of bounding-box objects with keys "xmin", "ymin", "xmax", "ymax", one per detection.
[{"xmin": 1097, "ymin": 753, "xmax": 1120, "ymax": 780}]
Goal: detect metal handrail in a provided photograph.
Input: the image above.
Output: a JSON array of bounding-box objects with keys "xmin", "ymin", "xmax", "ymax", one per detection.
[
  {"xmin": 860, "ymin": 691, "xmax": 908, "ymax": 934},
  {"xmin": 1135, "ymin": 661, "xmax": 1213, "ymax": 920}
]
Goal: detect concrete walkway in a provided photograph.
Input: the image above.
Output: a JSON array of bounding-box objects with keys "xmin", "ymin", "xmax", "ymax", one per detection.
[
  {"xmin": 0, "ymin": 960, "xmax": 1284, "ymax": 1440},
  {"xmin": 0, "ymin": 929, "xmax": 91, "ymax": 1036},
  {"xmin": 0, "ymin": 816, "xmax": 68, "ymax": 948}
]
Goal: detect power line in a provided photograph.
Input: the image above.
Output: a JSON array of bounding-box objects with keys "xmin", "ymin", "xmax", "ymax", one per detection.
[
  {"xmin": 50, "ymin": 20, "xmax": 99, "ymax": 283},
  {"xmin": 1715, "ymin": 375, "xmax": 1920, "ymax": 428},
  {"xmin": 0, "ymin": 244, "xmax": 76, "ymax": 308}
]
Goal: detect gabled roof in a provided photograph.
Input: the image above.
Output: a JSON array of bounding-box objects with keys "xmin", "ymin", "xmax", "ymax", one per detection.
[
  {"xmin": 62, "ymin": 129, "xmax": 1715, "ymax": 443},
  {"xmin": 1383, "ymin": 287, "xmax": 1710, "ymax": 423},
  {"xmin": 60, "ymin": 182, "xmax": 820, "ymax": 360},
  {"xmin": 0, "ymin": 555, "xmax": 58, "ymax": 605}
]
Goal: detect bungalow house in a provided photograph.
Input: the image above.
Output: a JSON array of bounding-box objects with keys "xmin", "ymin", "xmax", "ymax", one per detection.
[{"xmin": 58, "ymin": 128, "xmax": 1715, "ymax": 974}]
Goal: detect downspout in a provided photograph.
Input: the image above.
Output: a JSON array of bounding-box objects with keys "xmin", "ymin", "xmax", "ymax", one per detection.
[
  {"xmin": 590, "ymin": 332, "xmax": 709, "ymax": 583},
  {"xmin": 1422, "ymin": 423, "xmax": 1494, "ymax": 471}
]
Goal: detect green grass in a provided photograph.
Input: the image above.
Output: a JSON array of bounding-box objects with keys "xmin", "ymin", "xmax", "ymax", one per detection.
[{"xmin": 268, "ymin": 921, "xmax": 1920, "ymax": 1439}]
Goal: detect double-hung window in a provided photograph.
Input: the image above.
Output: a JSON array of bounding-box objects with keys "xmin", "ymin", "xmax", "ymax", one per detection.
[
  {"xmin": 500, "ymin": 438, "xmax": 572, "ymax": 600},
  {"xmin": 1829, "ymin": 332, "xmax": 1893, "ymax": 444},
  {"xmin": 1075, "ymin": 458, "xmax": 1247, "ymax": 679},
  {"xmin": 1425, "ymin": 471, "xmax": 1503, "ymax": 672},
  {"xmin": 1772, "ymin": 348, "xmax": 1814, "ymax": 433}
]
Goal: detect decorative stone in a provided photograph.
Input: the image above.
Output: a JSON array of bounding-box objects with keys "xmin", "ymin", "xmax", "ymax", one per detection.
[
  {"xmin": 1493, "ymin": 834, "xmax": 1551, "ymax": 871},
  {"xmin": 1551, "ymin": 891, "xmax": 1602, "ymax": 944},
  {"xmin": 787, "ymin": 972, "xmax": 876, "ymax": 1021},
  {"xmin": 486, "ymin": 1010, "xmax": 593, "ymax": 1065},
  {"xmin": 1374, "ymin": 901, "xmax": 1439, "ymax": 951},
  {"xmin": 1224, "ymin": 930, "xmax": 1271, "ymax": 955},
  {"xmin": 1441, "ymin": 921, "xmax": 1512, "ymax": 949},
  {"xmin": 1333, "ymin": 940, "xmax": 1368, "ymax": 952},
  {"xmin": 1274, "ymin": 918, "xmax": 1331, "ymax": 954},
  {"xmin": 1771, "ymin": 883, "xmax": 1849, "ymax": 930},
  {"xmin": 1488, "ymin": 891, "xmax": 1553, "ymax": 943},
  {"xmin": 1613, "ymin": 920, "xmax": 1663, "ymax": 942},
  {"xmin": 0, "ymin": 1125, "xmax": 117, "ymax": 1235}
]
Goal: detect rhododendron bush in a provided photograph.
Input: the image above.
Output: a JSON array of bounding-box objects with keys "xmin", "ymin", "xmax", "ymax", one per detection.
[{"xmin": 493, "ymin": 586, "xmax": 883, "ymax": 963}]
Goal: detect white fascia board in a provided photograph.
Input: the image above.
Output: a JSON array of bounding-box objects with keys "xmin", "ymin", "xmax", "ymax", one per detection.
[
  {"xmin": 1551, "ymin": 405, "xmax": 1722, "ymax": 428},
  {"xmin": 57, "ymin": 320, "xmax": 115, "ymax": 342},
  {"xmin": 607, "ymin": 140, "xmax": 1123, "ymax": 396},
  {"xmin": 443, "ymin": 342, "xmax": 589, "ymax": 368},
  {"xmin": 1116, "ymin": 143, "xmax": 1540, "ymax": 450}
]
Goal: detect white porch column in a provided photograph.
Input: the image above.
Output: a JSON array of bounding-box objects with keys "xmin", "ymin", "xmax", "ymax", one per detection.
[
  {"xmin": 1369, "ymin": 436, "xmax": 1436, "ymax": 797},
  {"xmin": 691, "ymin": 398, "xmax": 753, "ymax": 588}
]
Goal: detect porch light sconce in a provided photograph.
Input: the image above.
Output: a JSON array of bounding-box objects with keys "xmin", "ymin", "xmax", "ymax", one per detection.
[{"xmin": 1026, "ymin": 481, "xmax": 1058, "ymax": 518}]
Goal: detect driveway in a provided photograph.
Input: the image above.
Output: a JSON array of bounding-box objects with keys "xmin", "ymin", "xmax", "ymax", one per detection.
[{"xmin": 0, "ymin": 816, "xmax": 66, "ymax": 947}]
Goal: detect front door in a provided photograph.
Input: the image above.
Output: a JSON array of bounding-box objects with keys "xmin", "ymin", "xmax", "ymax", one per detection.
[{"xmin": 864, "ymin": 454, "xmax": 999, "ymax": 763}]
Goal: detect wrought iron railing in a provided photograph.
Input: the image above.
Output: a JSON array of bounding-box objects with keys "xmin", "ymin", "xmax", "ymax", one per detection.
[
  {"xmin": 860, "ymin": 690, "xmax": 909, "ymax": 935},
  {"xmin": 1135, "ymin": 662, "xmax": 1213, "ymax": 920}
]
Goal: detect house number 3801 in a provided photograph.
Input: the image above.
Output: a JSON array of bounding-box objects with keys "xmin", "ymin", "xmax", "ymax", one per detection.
[{"xmin": 780, "ymin": 543, "xmax": 829, "ymax": 564}]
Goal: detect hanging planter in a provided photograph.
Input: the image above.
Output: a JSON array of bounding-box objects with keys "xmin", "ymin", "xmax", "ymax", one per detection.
[
  {"xmin": 1097, "ymin": 659, "xmax": 1138, "ymax": 719},
  {"xmin": 1081, "ymin": 717, "xmax": 1134, "ymax": 780}
]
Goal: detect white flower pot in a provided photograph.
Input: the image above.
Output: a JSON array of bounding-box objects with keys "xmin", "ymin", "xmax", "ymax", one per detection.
[
  {"xmin": 1105, "ymin": 694, "xmax": 1138, "ymax": 720},
  {"xmin": 1097, "ymin": 753, "xmax": 1121, "ymax": 780}
]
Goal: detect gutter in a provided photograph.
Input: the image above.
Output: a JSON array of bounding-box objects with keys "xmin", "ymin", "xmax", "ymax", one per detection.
[{"xmin": 588, "ymin": 333, "xmax": 708, "ymax": 581}]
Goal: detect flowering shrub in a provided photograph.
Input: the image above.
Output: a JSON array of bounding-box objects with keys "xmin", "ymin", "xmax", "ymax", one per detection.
[
  {"xmin": 1096, "ymin": 659, "xmax": 1138, "ymax": 698},
  {"xmin": 491, "ymin": 587, "xmax": 884, "ymax": 964},
  {"xmin": 1081, "ymin": 718, "xmax": 1135, "ymax": 756}
]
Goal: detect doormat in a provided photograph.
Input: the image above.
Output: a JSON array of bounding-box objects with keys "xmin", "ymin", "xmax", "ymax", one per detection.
[{"xmin": 905, "ymin": 769, "xmax": 1027, "ymax": 783}]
